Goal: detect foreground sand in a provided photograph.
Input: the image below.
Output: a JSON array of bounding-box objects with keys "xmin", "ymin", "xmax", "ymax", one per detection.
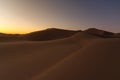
[{"xmin": 0, "ymin": 32, "xmax": 120, "ymax": 80}]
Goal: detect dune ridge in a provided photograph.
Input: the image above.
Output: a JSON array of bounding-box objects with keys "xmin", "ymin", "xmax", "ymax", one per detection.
[{"xmin": 0, "ymin": 28, "xmax": 120, "ymax": 42}]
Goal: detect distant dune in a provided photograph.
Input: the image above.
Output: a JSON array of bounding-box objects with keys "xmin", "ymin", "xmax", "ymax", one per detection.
[
  {"xmin": 24, "ymin": 28, "xmax": 80, "ymax": 41},
  {"xmin": 0, "ymin": 28, "xmax": 120, "ymax": 80},
  {"xmin": 84, "ymin": 28, "xmax": 115, "ymax": 38},
  {"xmin": 0, "ymin": 28, "xmax": 119, "ymax": 42},
  {"xmin": 0, "ymin": 33, "xmax": 23, "ymax": 42}
]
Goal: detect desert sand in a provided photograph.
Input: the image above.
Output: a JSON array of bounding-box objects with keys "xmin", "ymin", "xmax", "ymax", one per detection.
[{"xmin": 0, "ymin": 29, "xmax": 120, "ymax": 80}]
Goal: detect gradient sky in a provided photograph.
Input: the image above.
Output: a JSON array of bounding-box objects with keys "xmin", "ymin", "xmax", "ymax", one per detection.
[{"xmin": 0, "ymin": 0, "xmax": 120, "ymax": 34}]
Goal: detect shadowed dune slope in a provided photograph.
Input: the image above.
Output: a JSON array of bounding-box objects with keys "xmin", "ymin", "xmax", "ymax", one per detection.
[
  {"xmin": 36, "ymin": 39, "xmax": 120, "ymax": 80},
  {"xmin": 0, "ymin": 34, "xmax": 23, "ymax": 42},
  {"xmin": 84, "ymin": 28, "xmax": 115, "ymax": 38},
  {"xmin": 24, "ymin": 28, "xmax": 79, "ymax": 41},
  {"xmin": 0, "ymin": 28, "xmax": 79, "ymax": 42}
]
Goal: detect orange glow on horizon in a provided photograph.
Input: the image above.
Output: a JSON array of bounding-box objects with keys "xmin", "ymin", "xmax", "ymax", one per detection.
[{"xmin": 0, "ymin": 25, "xmax": 45, "ymax": 34}]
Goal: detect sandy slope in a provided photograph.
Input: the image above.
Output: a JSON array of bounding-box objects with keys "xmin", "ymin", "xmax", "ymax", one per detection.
[
  {"xmin": 0, "ymin": 32, "xmax": 119, "ymax": 80},
  {"xmin": 36, "ymin": 39, "xmax": 120, "ymax": 80}
]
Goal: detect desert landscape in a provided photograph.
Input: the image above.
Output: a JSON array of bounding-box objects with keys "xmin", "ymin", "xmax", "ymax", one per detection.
[
  {"xmin": 0, "ymin": 28, "xmax": 120, "ymax": 80},
  {"xmin": 0, "ymin": 0, "xmax": 120, "ymax": 80}
]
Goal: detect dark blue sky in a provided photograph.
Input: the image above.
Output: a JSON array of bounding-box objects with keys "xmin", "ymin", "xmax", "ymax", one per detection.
[
  {"xmin": 49, "ymin": 0, "xmax": 120, "ymax": 32},
  {"xmin": 0, "ymin": 0, "xmax": 120, "ymax": 33}
]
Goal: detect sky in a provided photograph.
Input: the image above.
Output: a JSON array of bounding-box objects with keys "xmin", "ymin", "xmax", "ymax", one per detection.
[{"xmin": 0, "ymin": 0, "xmax": 120, "ymax": 34}]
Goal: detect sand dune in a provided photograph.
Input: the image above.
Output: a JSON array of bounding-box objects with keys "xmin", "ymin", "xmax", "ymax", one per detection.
[
  {"xmin": 0, "ymin": 28, "xmax": 119, "ymax": 42},
  {"xmin": 84, "ymin": 28, "xmax": 115, "ymax": 38},
  {"xmin": 0, "ymin": 29, "xmax": 120, "ymax": 80},
  {"xmin": 24, "ymin": 28, "xmax": 79, "ymax": 41},
  {"xmin": 0, "ymin": 34, "xmax": 23, "ymax": 42},
  {"xmin": 36, "ymin": 39, "xmax": 120, "ymax": 80},
  {"xmin": 0, "ymin": 28, "xmax": 79, "ymax": 42}
]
